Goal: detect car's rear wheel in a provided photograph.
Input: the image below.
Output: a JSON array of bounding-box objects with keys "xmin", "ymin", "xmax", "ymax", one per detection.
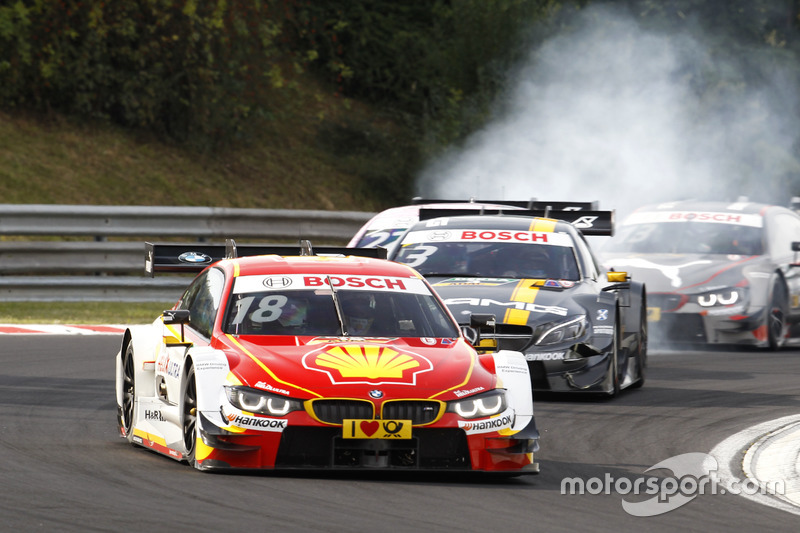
[
  {"xmin": 182, "ymin": 364, "xmax": 198, "ymax": 467},
  {"xmin": 119, "ymin": 341, "xmax": 136, "ymax": 443},
  {"xmin": 767, "ymin": 281, "xmax": 788, "ymax": 350}
]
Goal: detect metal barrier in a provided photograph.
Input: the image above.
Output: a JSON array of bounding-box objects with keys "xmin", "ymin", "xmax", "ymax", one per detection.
[{"xmin": 0, "ymin": 204, "xmax": 374, "ymax": 301}]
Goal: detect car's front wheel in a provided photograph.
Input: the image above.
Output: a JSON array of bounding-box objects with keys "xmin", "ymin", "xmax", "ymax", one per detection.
[
  {"xmin": 118, "ymin": 341, "xmax": 136, "ymax": 443},
  {"xmin": 767, "ymin": 281, "xmax": 788, "ymax": 350},
  {"xmin": 604, "ymin": 323, "xmax": 621, "ymax": 398},
  {"xmin": 182, "ymin": 364, "xmax": 198, "ymax": 467}
]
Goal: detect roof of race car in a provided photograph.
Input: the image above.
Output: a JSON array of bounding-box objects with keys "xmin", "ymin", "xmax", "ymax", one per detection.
[
  {"xmin": 628, "ymin": 200, "xmax": 772, "ymax": 217},
  {"xmin": 404, "ymin": 214, "xmax": 579, "ymax": 234},
  {"xmin": 220, "ymin": 254, "xmax": 425, "ymax": 278}
]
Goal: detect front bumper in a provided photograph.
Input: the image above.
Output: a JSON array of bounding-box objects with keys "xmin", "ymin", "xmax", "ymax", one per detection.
[
  {"xmin": 524, "ymin": 350, "xmax": 615, "ymax": 394},
  {"xmin": 193, "ymin": 414, "xmax": 539, "ymax": 473},
  {"xmin": 647, "ymin": 304, "xmax": 769, "ymax": 347}
]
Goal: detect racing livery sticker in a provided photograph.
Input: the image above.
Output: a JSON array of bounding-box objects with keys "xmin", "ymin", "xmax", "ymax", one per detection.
[
  {"xmin": 525, "ymin": 352, "xmax": 566, "ymax": 361},
  {"xmin": 302, "ymin": 344, "xmax": 433, "ymax": 385},
  {"xmin": 458, "ymin": 408, "xmax": 515, "ymax": 435},
  {"xmin": 233, "ymin": 274, "xmax": 430, "ymax": 295},
  {"xmin": 400, "ymin": 229, "xmax": 574, "ymax": 247},
  {"xmin": 434, "ymin": 278, "xmax": 518, "ymax": 287},
  {"xmin": 220, "ymin": 407, "xmax": 288, "ymax": 432},
  {"xmin": 624, "ymin": 211, "xmax": 763, "ymax": 228}
]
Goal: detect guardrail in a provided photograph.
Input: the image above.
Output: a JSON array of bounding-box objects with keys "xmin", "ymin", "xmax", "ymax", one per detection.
[{"xmin": 0, "ymin": 204, "xmax": 374, "ymax": 301}]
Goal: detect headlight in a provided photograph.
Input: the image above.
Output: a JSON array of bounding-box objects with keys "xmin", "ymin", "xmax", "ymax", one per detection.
[
  {"xmin": 694, "ymin": 287, "xmax": 746, "ymax": 307},
  {"xmin": 225, "ymin": 386, "xmax": 304, "ymax": 416},
  {"xmin": 446, "ymin": 390, "xmax": 507, "ymax": 419},
  {"xmin": 535, "ymin": 315, "xmax": 587, "ymax": 346}
]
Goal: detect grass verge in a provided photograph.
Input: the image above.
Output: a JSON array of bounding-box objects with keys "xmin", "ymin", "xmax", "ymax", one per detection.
[{"xmin": 0, "ymin": 301, "xmax": 173, "ymax": 324}]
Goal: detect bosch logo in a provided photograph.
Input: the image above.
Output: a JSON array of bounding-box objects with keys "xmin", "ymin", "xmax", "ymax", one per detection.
[
  {"xmin": 178, "ymin": 251, "xmax": 212, "ymax": 264},
  {"xmin": 263, "ymin": 276, "xmax": 292, "ymax": 288}
]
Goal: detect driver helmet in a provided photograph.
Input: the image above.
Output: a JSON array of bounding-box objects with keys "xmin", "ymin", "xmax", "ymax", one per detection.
[{"xmin": 341, "ymin": 293, "xmax": 376, "ymax": 335}]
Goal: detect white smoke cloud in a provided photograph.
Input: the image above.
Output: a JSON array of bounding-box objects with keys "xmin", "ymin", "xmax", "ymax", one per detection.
[{"xmin": 415, "ymin": 4, "xmax": 800, "ymax": 220}]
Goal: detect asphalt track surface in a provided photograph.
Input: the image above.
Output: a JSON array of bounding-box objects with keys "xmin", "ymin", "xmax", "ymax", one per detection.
[{"xmin": 1, "ymin": 334, "xmax": 798, "ymax": 532}]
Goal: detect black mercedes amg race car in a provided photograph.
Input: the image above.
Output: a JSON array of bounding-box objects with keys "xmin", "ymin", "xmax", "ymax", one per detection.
[{"xmin": 388, "ymin": 207, "xmax": 647, "ymax": 396}]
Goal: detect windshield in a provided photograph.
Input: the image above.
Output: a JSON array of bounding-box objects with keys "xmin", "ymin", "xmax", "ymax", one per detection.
[
  {"xmin": 223, "ymin": 274, "xmax": 459, "ymax": 338},
  {"xmin": 604, "ymin": 221, "xmax": 764, "ymax": 255},
  {"xmin": 394, "ymin": 238, "xmax": 580, "ymax": 280}
]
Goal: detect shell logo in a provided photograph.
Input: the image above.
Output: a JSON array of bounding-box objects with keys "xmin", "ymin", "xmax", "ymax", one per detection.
[{"xmin": 303, "ymin": 344, "xmax": 433, "ymax": 385}]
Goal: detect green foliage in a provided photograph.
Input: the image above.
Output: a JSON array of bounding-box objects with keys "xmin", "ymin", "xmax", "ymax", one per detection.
[
  {"xmin": 291, "ymin": 0, "xmax": 560, "ymax": 148},
  {"xmin": 0, "ymin": 0, "xmax": 302, "ymax": 147}
]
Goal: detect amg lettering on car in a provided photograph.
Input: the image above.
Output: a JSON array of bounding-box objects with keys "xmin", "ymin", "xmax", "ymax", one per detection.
[
  {"xmin": 304, "ymin": 276, "xmax": 407, "ymax": 290},
  {"xmin": 444, "ymin": 297, "xmax": 569, "ymax": 317},
  {"xmin": 461, "ymin": 230, "xmax": 549, "ymax": 242}
]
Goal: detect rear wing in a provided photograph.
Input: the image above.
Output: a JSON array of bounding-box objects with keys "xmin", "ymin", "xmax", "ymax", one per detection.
[
  {"xmin": 410, "ymin": 197, "xmax": 599, "ymax": 211},
  {"xmin": 417, "ymin": 208, "xmax": 615, "ymax": 236},
  {"xmin": 145, "ymin": 239, "xmax": 387, "ymax": 277}
]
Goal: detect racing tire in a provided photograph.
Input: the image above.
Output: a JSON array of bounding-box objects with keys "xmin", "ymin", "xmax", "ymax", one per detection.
[
  {"xmin": 119, "ymin": 341, "xmax": 137, "ymax": 444},
  {"xmin": 182, "ymin": 364, "xmax": 199, "ymax": 468},
  {"xmin": 767, "ymin": 281, "xmax": 789, "ymax": 351},
  {"xmin": 629, "ymin": 302, "xmax": 648, "ymax": 389},
  {"xmin": 604, "ymin": 322, "xmax": 621, "ymax": 398}
]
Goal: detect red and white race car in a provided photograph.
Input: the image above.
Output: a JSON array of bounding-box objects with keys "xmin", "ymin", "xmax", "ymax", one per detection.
[{"xmin": 116, "ymin": 241, "xmax": 539, "ymax": 473}]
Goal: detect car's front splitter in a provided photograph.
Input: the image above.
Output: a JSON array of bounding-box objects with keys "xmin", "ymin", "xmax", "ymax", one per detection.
[
  {"xmin": 193, "ymin": 416, "xmax": 539, "ymax": 473},
  {"xmin": 527, "ymin": 351, "xmax": 615, "ymax": 393}
]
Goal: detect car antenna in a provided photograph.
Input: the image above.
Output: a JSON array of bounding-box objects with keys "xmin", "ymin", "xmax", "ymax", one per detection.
[
  {"xmin": 225, "ymin": 238, "xmax": 238, "ymax": 259},
  {"xmin": 544, "ymin": 205, "xmax": 552, "ymax": 218},
  {"xmin": 300, "ymin": 239, "xmax": 314, "ymax": 256}
]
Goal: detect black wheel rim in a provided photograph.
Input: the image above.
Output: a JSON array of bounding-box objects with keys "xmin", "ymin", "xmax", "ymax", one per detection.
[
  {"xmin": 122, "ymin": 345, "xmax": 135, "ymax": 432},
  {"xmin": 183, "ymin": 370, "xmax": 197, "ymax": 455}
]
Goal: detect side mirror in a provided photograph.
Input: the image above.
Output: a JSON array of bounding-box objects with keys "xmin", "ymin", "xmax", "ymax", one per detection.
[
  {"xmin": 465, "ymin": 314, "xmax": 498, "ymax": 352},
  {"xmin": 791, "ymin": 242, "xmax": 800, "ymax": 268},
  {"xmin": 607, "ymin": 271, "xmax": 628, "ymax": 283},
  {"xmin": 162, "ymin": 309, "xmax": 191, "ymax": 345}
]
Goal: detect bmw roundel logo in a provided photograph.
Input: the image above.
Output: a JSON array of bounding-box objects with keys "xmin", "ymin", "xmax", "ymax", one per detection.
[
  {"xmin": 369, "ymin": 390, "xmax": 384, "ymax": 399},
  {"xmin": 178, "ymin": 251, "xmax": 212, "ymax": 264}
]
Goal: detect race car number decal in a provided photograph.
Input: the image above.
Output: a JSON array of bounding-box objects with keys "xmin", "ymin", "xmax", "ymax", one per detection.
[{"xmin": 342, "ymin": 419, "xmax": 412, "ymax": 439}]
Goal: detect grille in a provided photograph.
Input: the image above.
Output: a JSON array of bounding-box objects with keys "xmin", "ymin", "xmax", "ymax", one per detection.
[
  {"xmin": 382, "ymin": 400, "xmax": 442, "ymax": 425},
  {"xmin": 494, "ymin": 323, "xmax": 534, "ymax": 352},
  {"xmin": 311, "ymin": 399, "xmax": 373, "ymax": 424},
  {"xmin": 652, "ymin": 314, "xmax": 706, "ymax": 343}
]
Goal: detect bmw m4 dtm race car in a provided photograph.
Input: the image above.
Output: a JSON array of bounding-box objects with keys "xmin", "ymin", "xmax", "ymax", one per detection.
[
  {"xmin": 116, "ymin": 240, "xmax": 539, "ymax": 473},
  {"xmin": 386, "ymin": 206, "xmax": 647, "ymax": 396}
]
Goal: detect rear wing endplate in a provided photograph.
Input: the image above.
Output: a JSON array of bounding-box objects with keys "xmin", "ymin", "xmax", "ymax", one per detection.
[
  {"xmin": 417, "ymin": 208, "xmax": 615, "ymax": 236},
  {"xmin": 145, "ymin": 239, "xmax": 387, "ymax": 277}
]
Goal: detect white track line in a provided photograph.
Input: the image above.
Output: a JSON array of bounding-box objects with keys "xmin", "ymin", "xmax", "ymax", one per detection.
[{"xmin": 710, "ymin": 415, "xmax": 800, "ymax": 516}]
